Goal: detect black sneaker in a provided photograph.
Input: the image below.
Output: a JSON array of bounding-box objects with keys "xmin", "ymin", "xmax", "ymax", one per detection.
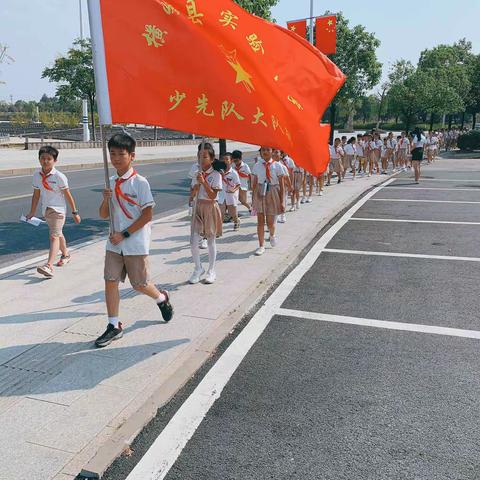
[
  {"xmin": 157, "ymin": 290, "xmax": 173, "ymax": 322},
  {"xmin": 95, "ymin": 323, "xmax": 123, "ymax": 348}
]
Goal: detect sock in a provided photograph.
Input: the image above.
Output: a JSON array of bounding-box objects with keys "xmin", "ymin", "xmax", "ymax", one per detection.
[
  {"xmin": 108, "ymin": 317, "xmax": 119, "ymax": 328},
  {"xmin": 155, "ymin": 293, "xmax": 167, "ymax": 304},
  {"xmin": 207, "ymin": 236, "xmax": 216, "ymax": 273},
  {"xmin": 191, "ymin": 232, "xmax": 202, "ymax": 270}
]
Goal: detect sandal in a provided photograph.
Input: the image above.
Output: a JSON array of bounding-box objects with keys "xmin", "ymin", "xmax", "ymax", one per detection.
[{"xmin": 56, "ymin": 255, "xmax": 71, "ymax": 267}]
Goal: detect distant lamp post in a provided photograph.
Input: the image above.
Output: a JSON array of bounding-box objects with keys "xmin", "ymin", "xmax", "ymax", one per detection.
[{"xmin": 79, "ymin": 0, "xmax": 91, "ymax": 142}]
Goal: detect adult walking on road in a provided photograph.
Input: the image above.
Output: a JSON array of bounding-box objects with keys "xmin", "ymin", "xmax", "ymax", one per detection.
[{"xmin": 411, "ymin": 128, "xmax": 426, "ymax": 184}]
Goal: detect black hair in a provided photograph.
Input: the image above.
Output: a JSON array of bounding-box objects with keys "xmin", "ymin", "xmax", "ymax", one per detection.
[
  {"xmin": 413, "ymin": 128, "xmax": 422, "ymax": 142},
  {"xmin": 341, "ymin": 136, "xmax": 347, "ymax": 140},
  {"xmin": 197, "ymin": 141, "xmax": 214, "ymax": 151},
  {"xmin": 222, "ymin": 152, "xmax": 233, "ymax": 159},
  {"xmin": 198, "ymin": 143, "xmax": 215, "ymax": 160},
  {"xmin": 348, "ymin": 136, "xmax": 356, "ymax": 144},
  {"xmin": 215, "ymin": 160, "xmax": 227, "ymax": 172},
  {"xmin": 38, "ymin": 145, "xmax": 59, "ymax": 161},
  {"xmin": 232, "ymin": 150, "xmax": 242, "ymax": 160},
  {"xmin": 108, "ymin": 133, "xmax": 136, "ymax": 153}
]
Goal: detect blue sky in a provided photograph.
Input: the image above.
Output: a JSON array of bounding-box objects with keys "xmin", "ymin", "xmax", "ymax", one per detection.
[{"xmin": 0, "ymin": 0, "xmax": 479, "ymax": 102}]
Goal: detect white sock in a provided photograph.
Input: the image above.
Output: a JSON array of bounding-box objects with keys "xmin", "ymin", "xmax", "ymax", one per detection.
[
  {"xmin": 155, "ymin": 293, "xmax": 166, "ymax": 304},
  {"xmin": 191, "ymin": 232, "xmax": 202, "ymax": 270},
  {"xmin": 108, "ymin": 317, "xmax": 119, "ymax": 328},
  {"xmin": 207, "ymin": 236, "xmax": 216, "ymax": 272}
]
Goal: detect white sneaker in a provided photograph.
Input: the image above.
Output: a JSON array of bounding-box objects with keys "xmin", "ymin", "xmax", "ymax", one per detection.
[
  {"xmin": 296, "ymin": 203, "xmax": 300, "ymax": 209},
  {"xmin": 270, "ymin": 236, "xmax": 277, "ymax": 247},
  {"xmin": 319, "ymin": 191, "xmax": 324, "ymax": 196},
  {"xmin": 306, "ymin": 197, "xmax": 313, "ymax": 204},
  {"xmin": 189, "ymin": 268, "xmax": 205, "ymax": 284},
  {"xmin": 278, "ymin": 214, "xmax": 286, "ymax": 223},
  {"xmin": 199, "ymin": 238, "xmax": 208, "ymax": 249},
  {"xmin": 204, "ymin": 270, "xmax": 216, "ymax": 284},
  {"xmin": 300, "ymin": 197, "xmax": 306, "ymax": 204},
  {"xmin": 37, "ymin": 264, "xmax": 54, "ymax": 278},
  {"xmin": 289, "ymin": 206, "xmax": 296, "ymax": 212},
  {"xmin": 255, "ymin": 246, "xmax": 266, "ymax": 256}
]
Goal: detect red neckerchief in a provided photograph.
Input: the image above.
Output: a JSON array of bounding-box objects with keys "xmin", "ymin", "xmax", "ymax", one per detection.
[
  {"xmin": 115, "ymin": 169, "xmax": 140, "ymax": 219},
  {"xmin": 235, "ymin": 163, "xmax": 250, "ymax": 179},
  {"xmin": 264, "ymin": 160, "xmax": 272, "ymax": 183},
  {"xmin": 40, "ymin": 171, "xmax": 54, "ymax": 191}
]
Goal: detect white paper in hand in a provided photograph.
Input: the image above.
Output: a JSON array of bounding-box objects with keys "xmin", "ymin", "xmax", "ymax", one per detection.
[{"xmin": 20, "ymin": 215, "xmax": 45, "ymax": 227}]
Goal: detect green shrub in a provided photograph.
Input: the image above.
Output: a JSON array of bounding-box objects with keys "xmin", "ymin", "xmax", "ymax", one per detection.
[{"xmin": 458, "ymin": 130, "xmax": 480, "ymax": 151}]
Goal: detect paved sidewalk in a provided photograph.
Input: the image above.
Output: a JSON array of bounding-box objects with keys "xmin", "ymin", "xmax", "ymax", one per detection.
[
  {"xmin": 0, "ymin": 172, "xmax": 390, "ymax": 480},
  {"xmin": 0, "ymin": 141, "xmax": 257, "ymax": 175}
]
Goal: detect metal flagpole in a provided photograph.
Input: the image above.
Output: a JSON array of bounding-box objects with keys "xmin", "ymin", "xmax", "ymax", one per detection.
[
  {"xmin": 190, "ymin": 136, "xmax": 206, "ymax": 244},
  {"xmin": 100, "ymin": 124, "xmax": 115, "ymax": 234},
  {"xmin": 309, "ymin": 0, "xmax": 314, "ymax": 45},
  {"xmin": 79, "ymin": 0, "xmax": 91, "ymax": 142}
]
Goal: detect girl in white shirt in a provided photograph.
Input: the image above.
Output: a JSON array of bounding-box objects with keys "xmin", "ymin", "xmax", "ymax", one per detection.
[
  {"xmin": 411, "ymin": 128, "xmax": 426, "ymax": 184},
  {"xmin": 343, "ymin": 137, "xmax": 357, "ymax": 180},
  {"xmin": 189, "ymin": 144, "xmax": 223, "ymax": 284}
]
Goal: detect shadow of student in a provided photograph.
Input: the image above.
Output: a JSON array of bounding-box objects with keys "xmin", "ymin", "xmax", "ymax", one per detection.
[
  {"xmin": 0, "ymin": 309, "xmax": 96, "ymax": 325},
  {"xmin": 0, "ymin": 322, "xmax": 190, "ymax": 398}
]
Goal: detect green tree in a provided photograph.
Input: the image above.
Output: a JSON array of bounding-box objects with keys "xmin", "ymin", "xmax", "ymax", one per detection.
[
  {"xmin": 234, "ymin": 0, "xmax": 279, "ymax": 20},
  {"xmin": 466, "ymin": 55, "xmax": 480, "ymax": 128},
  {"xmin": 326, "ymin": 12, "xmax": 382, "ymax": 136},
  {"xmin": 42, "ymin": 39, "xmax": 97, "ymax": 139}
]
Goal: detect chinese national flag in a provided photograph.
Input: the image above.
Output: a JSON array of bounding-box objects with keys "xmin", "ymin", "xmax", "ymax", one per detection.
[
  {"xmin": 316, "ymin": 15, "xmax": 337, "ymax": 55},
  {"xmin": 88, "ymin": 0, "xmax": 345, "ymax": 174},
  {"xmin": 286, "ymin": 20, "xmax": 307, "ymax": 40}
]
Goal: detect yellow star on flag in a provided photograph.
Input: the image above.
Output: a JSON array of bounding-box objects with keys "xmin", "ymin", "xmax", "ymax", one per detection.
[
  {"xmin": 290, "ymin": 25, "xmax": 296, "ymax": 31},
  {"xmin": 220, "ymin": 47, "xmax": 255, "ymax": 93},
  {"xmin": 328, "ymin": 19, "xmax": 333, "ymax": 26}
]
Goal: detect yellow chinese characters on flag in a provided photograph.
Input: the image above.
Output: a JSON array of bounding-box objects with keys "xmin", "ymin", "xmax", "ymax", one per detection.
[{"xmin": 88, "ymin": 0, "xmax": 345, "ymax": 174}]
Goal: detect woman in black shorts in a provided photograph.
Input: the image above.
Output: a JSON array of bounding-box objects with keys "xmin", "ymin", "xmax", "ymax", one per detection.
[{"xmin": 410, "ymin": 128, "xmax": 426, "ymax": 184}]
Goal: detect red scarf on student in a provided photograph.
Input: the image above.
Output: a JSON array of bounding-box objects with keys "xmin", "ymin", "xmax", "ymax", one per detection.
[
  {"xmin": 115, "ymin": 169, "xmax": 141, "ymax": 219},
  {"xmin": 40, "ymin": 172, "xmax": 54, "ymax": 192}
]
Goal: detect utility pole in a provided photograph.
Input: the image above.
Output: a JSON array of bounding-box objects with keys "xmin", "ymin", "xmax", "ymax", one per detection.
[{"xmin": 79, "ymin": 0, "xmax": 91, "ymax": 142}]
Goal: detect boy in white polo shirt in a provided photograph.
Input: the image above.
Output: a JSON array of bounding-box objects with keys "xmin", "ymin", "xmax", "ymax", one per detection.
[
  {"xmin": 95, "ymin": 134, "xmax": 173, "ymax": 348},
  {"xmin": 27, "ymin": 146, "xmax": 81, "ymax": 278}
]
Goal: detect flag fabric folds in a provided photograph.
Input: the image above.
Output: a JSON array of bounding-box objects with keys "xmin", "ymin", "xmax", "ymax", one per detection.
[
  {"xmin": 316, "ymin": 15, "xmax": 337, "ymax": 55},
  {"xmin": 88, "ymin": 0, "xmax": 345, "ymax": 174},
  {"xmin": 286, "ymin": 20, "xmax": 307, "ymax": 40}
]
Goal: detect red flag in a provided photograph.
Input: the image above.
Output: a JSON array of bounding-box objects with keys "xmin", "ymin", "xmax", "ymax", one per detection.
[
  {"xmin": 88, "ymin": 0, "xmax": 345, "ymax": 174},
  {"xmin": 316, "ymin": 15, "xmax": 337, "ymax": 55},
  {"xmin": 286, "ymin": 20, "xmax": 307, "ymax": 40}
]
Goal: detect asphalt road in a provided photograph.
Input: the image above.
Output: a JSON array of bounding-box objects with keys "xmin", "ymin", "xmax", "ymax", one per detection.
[
  {"xmin": 101, "ymin": 162, "xmax": 480, "ymax": 480},
  {"xmin": 0, "ymin": 161, "xmax": 200, "ymax": 268}
]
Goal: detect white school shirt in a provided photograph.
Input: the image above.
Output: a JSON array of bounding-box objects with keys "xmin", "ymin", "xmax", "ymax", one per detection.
[
  {"xmin": 190, "ymin": 165, "xmax": 223, "ymax": 201},
  {"xmin": 218, "ymin": 168, "xmax": 240, "ymax": 204},
  {"xmin": 106, "ymin": 168, "xmax": 156, "ymax": 256},
  {"xmin": 398, "ymin": 137, "xmax": 409, "ymax": 149},
  {"xmin": 387, "ymin": 138, "xmax": 397, "ymax": 149},
  {"xmin": 329, "ymin": 145, "xmax": 344, "ymax": 159},
  {"xmin": 251, "ymin": 160, "xmax": 284, "ymax": 185},
  {"xmin": 375, "ymin": 139, "xmax": 383, "ymax": 149},
  {"xmin": 381, "ymin": 144, "xmax": 389, "ymax": 157},
  {"xmin": 234, "ymin": 161, "xmax": 251, "ymax": 191},
  {"xmin": 344, "ymin": 144, "xmax": 355, "ymax": 156},
  {"xmin": 355, "ymin": 141, "xmax": 365, "ymax": 156},
  {"xmin": 281, "ymin": 156, "xmax": 295, "ymax": 173},
  {"xmin": 32, "ymin": 167, "xmax": 69, "ymax": 216},
  {"xmin": 412, "ymin": 135, "xmax": 427, "ymax": 149}
]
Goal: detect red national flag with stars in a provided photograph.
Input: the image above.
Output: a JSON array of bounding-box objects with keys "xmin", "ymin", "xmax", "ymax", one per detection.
[
  {"xmin": 316, "ymin": 15, "xmax": 337, "ymax": 55},
  {"xmin": 286, "ymin": 20, "xmax": 307, "ymax": 40},
  {"xmin": 87, "ymin": 0, "xmax": 345, "ymax": 174}
]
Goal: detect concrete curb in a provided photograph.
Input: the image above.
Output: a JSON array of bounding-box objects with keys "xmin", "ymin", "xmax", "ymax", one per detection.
[{"xmin": 75, "ymin": 176, "xmax": 390, "ymax": 480}]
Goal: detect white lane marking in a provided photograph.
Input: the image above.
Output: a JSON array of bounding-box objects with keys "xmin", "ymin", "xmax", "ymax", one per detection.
[
  {"xmin": 0, "ymin": 209, "xmax": 189, "ymax": 277},
  {"xmin": 370, "ymin": 198, "xmax": 480, "ymax": 205},
  {"xmin": 277, "ymin": 308, "xmax": 480, "ymax": 340},
  {"xmin": 125, "ymin": 178, "xmax": 396, "ymax": 480},
  {"xmin": 351, "ymin": 217, "xmax": 480, "ymax": 226},
  {"xmin": 0, "ymin": 193, "xmax": 32, "ymax": 202},
  {"xmin": 385, "ymin": 186, "xmax": 480, "ymax": 192},
  {"xmin": 392, "ymin": 178, "xmax": 480, "ymax": 183},
  {"xmin": 323, "ymin": 248, "xmax": 480, "ymax": 263}
]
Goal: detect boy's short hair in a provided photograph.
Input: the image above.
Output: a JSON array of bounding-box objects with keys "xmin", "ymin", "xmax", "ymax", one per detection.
[
  {"xmin": 232, "ymin": 150, "xmax": 242, "ymax": 160},
  {"xmin": 38, "ymin": 145, "xmax": 59, "ymax": 161},
  {"xmin": 222, "ymin": 152, "xmax": 233, "ymax": 159},
  {"xmin": 108, "ymin": 133, "xmax": 136, "ymax": 153}
]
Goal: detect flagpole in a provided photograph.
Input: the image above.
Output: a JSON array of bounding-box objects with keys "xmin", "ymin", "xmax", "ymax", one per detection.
[
  {"xmin": 190, "ymin": 137, "xmax": 206, "ymax": 244},
  {"xmin": 309, "ymin": 0, "xmax": 314, "ymax": 44},
  {"xmin": 100, "ymin": 124, "xmax": 115, "ymax": 234}
]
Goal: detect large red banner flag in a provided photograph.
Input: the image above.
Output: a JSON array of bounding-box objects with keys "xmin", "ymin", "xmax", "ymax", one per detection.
[
  {"xmin": 286, "ymin": 20, "xmax": 307, "ymax": 40},
  {"xmin": 87, "ymin": 0, "xmax": 345, "ymax": 174},
  {"xmin": 316, "ymin": 15, "xmax": 337, "ymax": 55}
]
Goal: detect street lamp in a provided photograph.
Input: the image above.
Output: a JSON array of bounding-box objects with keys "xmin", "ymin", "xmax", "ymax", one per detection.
[{"xmin": 79, "ymin": 0, "xmax": 91, "ymax": 142}]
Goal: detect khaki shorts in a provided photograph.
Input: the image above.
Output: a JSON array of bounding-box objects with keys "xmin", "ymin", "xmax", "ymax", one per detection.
[
  {"xmin": 45, "ymin": 207, "xmax": 65, "ymax": 237},
  {"xmin": 104, "ymin": 251, "xmax": 150, "ymax": 287}
]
